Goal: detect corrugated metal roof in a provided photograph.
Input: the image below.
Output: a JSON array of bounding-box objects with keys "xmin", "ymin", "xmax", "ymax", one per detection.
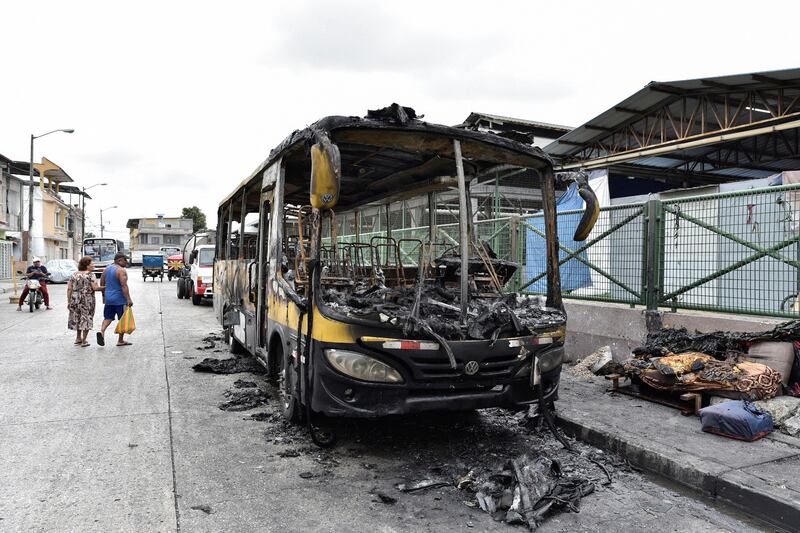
[{"xmin": 544, "ymin": 67, "xmax": 800, "ymax": 157}]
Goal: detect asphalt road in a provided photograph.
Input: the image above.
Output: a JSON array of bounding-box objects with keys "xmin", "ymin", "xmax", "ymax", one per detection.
[{"xmin": 0, "ymin": 271, "xmax": 770, "ymax": 532}]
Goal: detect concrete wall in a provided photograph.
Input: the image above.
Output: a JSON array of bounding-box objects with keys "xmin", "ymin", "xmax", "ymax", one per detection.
[{"xmin": 563, "ymin": 300, "xmax": 786, "ymax": 361}]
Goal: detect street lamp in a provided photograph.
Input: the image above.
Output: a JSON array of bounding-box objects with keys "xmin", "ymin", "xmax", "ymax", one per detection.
[
  {"xmin": 80, "ymin": 183, "xmax": 107, "ymax": 252},
  {"xmin": 100, "ymin": 205, "xmax": 118, "ymax": 238},
  {"xmin": 27, "ymin": 128, "xmax": 75, "ymax": 260}
]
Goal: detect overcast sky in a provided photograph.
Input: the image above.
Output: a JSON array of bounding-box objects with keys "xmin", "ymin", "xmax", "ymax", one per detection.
[{"xmin": 2, "ymin": 0, "xmax": 798, "ymax": 243}]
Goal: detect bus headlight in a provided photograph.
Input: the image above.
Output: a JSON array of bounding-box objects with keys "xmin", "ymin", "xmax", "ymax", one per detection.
[
  {"xmin": 324, "ymin": 349, "xmax": 404, "ymax": 384},
  {"xmin": 538, "ymin": 346, "xmax": 564, "ymax": 374}
]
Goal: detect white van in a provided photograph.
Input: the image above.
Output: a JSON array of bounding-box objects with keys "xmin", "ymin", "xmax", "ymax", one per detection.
[{"xmin": 177, "ymin": 244, "xmax": 215, "ymax": 305}]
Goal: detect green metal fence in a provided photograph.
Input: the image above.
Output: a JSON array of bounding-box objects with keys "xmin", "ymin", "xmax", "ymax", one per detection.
[
  {"xmin": 518, "ymin": 202, "xmax": 647, "ymax": 306},
  {"xmin": 658, "ymin": 183, "xmax": 800, "ymax": 318},
  {"xmin": 322, "ymin": 183, "xmax": 800, "ymax": 319}
]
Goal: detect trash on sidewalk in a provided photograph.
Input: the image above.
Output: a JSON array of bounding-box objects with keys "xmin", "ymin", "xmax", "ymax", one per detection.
[
  {"xmin": 462, "ymin": 454, "xmax": 595, "ymax": 529},
  {"xmin": 634, "ymin": 321, "xmax": 800, "ymax": 359},
  {"xmin": 623, "ymin": 354, "xmax": 782, "ymax": 400},
  {"xmin": 699, "ymin": 400, "xmax": 774, "ymax": 441},
  {"xmin": 633, "ymin": 321, "xmax": 800, "ymax": 392}
]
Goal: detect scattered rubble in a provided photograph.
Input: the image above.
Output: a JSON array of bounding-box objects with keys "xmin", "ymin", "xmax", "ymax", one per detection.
[
  {"xmin": 568, "ymin": 346, "xmax": 617, "ymax": 381},
  {"xmin": 192, "ymin": 357, "xmax": 266, "ymax": 374},
  {"xmin": 465, "ymin": 454, "xmax": 595, "ymax": 528},
  {"xmin": 234, "ymin": 379, "xmax": 257, "ymax": 388},
  {"xmin": 219, "ymin": 388, "xmax": 269, "ymax": 411},
  {"xmin": 755, "ymin": 396, "xmax": 800, "ymax": 436}
]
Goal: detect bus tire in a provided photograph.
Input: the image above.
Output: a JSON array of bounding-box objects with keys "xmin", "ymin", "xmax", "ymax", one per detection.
[
  {"xmin": 277, "ymin": 342, "xmax": 301, "ymax": 423},
  {"xmin": 177, "ymin": 279, "xmax": 185, "ymax": 299},
  {"xmin": 192, "ymin": 293, "xmax": 202, "ymax": 305}
]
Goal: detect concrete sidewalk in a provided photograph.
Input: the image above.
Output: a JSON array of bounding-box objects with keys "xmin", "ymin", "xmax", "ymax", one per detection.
[
  {"xmin": 556, "ymin": 372, "xmax": 800, "ymax": 531},
  {"xmin": 0, "ymin": 277, "xmax": 21, "ymax": 295}
]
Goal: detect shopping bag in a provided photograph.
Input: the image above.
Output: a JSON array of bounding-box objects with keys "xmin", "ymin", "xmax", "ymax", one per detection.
[{"xmin": 114, "ymin": 306, "xmax": 136, "ymax": 335}]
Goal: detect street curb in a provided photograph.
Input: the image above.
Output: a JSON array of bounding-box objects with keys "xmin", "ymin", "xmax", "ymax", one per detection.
[{"xmin": 556, "ymin": 413, "xmax": 798, "ymax": 532}]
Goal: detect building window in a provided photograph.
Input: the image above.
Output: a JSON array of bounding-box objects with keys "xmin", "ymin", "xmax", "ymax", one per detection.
[
  {"xmin": 150, "ymin": 235, "xmax": 161, "ymax": 245},
  {"xmin": 139, "ymin": 234, "xmax": 148, "ymax": 245},
  {"xmin": 55, "ymin": 208, "xmax": 65, "ymax": 229},
  {"xmin": 163, "ymin": 235, "xmax": 180, "ymax": 245}
]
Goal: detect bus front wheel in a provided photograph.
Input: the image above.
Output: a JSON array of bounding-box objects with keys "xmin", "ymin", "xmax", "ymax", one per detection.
[{"xmin": 277, "ymin": 343, "xmax": 302, "ymax": 423}]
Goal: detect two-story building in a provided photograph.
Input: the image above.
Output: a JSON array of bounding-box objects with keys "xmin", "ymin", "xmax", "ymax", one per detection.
[
  {"xmin": 0, "ymin": 154, "xmax": 25, "ymax": 278},
  {"xmin": 1, "ymin": 154, "xmax": 86, "ymax": 274},
  {"xmin": 127, "ymin": 215, "xmax": 194, "ymax": 262}
]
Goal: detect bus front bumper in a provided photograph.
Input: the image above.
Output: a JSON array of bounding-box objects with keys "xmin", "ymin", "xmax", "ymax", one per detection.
[{"xmin": 309, "ymin": 341, "xmax": 562, "ymax": 418}]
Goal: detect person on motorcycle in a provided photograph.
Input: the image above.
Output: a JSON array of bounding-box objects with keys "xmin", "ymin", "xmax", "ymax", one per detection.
[{"xmin": 17, "ymin": 257, "xmax": 51, "ymax": 311}]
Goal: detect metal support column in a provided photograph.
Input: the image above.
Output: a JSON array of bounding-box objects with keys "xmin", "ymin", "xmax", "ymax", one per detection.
[
  {"xmin": 453, "ymin": 140, "xmax": 470, "ymax": 320},
  {"xmin": 541, "ymin": 166, "xmax": 562, "ymax": 309}
]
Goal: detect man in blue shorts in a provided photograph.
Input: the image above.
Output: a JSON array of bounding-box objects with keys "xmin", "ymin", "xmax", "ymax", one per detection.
[{"xmin": 98, "ymin": 253, "xmax": 134, "ymax": 347}]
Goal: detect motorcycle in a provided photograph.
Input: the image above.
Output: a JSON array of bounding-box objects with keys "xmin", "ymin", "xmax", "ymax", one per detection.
[{"xmin": 24, "ymin": 275, "xmax": 49, "ymax": 313}]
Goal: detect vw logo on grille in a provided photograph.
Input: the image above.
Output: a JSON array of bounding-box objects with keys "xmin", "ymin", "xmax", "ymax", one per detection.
[{"xmin": 464, "ymin": 360, "xmax": 479, "ymax": 376}]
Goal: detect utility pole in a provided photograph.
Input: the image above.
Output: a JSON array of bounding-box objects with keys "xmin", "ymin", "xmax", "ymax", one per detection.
[
  {"xmin": 80, "ymin": 183, "xmax": 107, "ymax": 249},
  {"xmin": 100, "ymin": 205, "xmax": 118, "ymax": 238},
  {"xmin": 26, "ymin": 128, "xmax": 74, "ymax": 260}
]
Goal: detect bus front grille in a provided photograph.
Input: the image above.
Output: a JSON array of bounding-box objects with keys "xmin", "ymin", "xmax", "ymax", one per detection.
[{"xmin": 408, "ymin": 354, "xmax": 520, "ymax": 380}]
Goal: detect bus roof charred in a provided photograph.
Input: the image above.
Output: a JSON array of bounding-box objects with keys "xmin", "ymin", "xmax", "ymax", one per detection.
[{"xmin": 223, "ymin": 103, "xmax": 554, "ymax": 210}]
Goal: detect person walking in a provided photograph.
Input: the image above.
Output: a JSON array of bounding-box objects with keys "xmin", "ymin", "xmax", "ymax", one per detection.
[
  {"xmin": 16, "ymin": 257, "xmax": 52, "ymax": 311},
  {"xmin": 97, "ymin": 253, "xmax": 134, "ymax": 347},
  {"xmin": 67, "ymin": 256, "xmax": 103, "ymax": 347}
]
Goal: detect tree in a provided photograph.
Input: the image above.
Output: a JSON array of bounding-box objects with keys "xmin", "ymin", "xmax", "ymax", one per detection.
[
  {"xmin": 84, "ymin": 231, "xmax": 96, "ymax": 239},
  {"xmin": 182, "ymin": 206, "xmax": 207, "ymax": 233}
]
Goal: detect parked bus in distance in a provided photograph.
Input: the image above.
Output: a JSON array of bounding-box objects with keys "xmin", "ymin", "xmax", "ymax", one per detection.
[
  {"xmin": 82, "ymin": 238, "xmax": 125, "ymax": 277},
  {"xmin": 214, "ymin": 104, "xmax": 599, "ymax": 443}
]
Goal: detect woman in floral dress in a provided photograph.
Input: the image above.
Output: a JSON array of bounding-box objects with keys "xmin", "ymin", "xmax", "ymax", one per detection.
[{"xmin": 67, "ymin": 256, "xmax": 103, "ymax": 347}]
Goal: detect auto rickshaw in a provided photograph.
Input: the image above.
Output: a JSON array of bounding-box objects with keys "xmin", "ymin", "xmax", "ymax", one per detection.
[
  {"xmin": 142, "ymin": 254, "xmax": 164, "ymax": 282},
  {"xmin": 166, "ymin": 254, "xmax": 184, "ymax": 281}
]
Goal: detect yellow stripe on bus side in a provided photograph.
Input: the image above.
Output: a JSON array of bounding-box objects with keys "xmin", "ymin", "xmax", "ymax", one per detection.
[{"xmin": 267, "ymin": 293, "xmax": 357, "ymax": 344}]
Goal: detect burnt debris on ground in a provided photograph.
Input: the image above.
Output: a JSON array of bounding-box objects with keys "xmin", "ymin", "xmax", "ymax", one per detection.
[
  {"xmin": 219, "ymin": 388, "xmax": 270, "ymax": 411},
  {"xmin": 622, "ymin": 321, "xmax": 800, "ymax": 401},
  {"xmin": 191, "ymin": 330, "xmax": 613, "ymax": 530},
  {"xmin": 251, "ymin": 402, "xmax": 616, "ymax": 530},
  {"xmin": 192, "ymin": 357, "xmax": 266, "ymax": 374},
  {"xmin": 634, "ymin": 320, "xmax": 800, "ymax": 360}
]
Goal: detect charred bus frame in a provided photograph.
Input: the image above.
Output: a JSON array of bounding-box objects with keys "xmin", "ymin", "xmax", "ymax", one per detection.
[{"xmin": 214, "ymin": 106, "xmax": 598, "ymax": 436}]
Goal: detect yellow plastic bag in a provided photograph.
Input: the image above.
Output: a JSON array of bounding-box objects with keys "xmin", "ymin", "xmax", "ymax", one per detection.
[{"xmin": 114, "ymin": 306, "xmax": 136, "ymax": 335}]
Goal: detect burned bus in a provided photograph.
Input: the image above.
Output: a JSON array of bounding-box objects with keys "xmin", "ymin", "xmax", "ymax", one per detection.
[{"xmin": 214, "ymin": 105, "xmax": 599, "ymax": 437}]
